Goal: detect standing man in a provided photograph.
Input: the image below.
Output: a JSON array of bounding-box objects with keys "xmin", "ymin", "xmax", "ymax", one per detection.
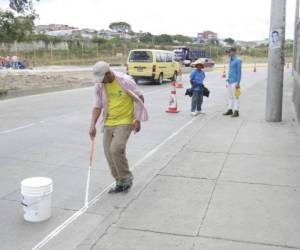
[
  {"xmin": 223, "ymin": 48, "xmax": 242, "ymax": 117},
  {"xmin": 89, "ymin": 61, "xmax": 148, "ymax": 194}
]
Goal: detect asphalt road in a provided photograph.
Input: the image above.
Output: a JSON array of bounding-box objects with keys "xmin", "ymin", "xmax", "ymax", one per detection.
[{"xmin": 0, "ymin": 68, "xmax": 268, "ymax": 250}]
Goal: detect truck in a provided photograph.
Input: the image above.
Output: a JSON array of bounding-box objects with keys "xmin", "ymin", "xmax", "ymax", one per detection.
[{"xmin": 173, "ymin": 46, "xmax": 207, "ymax": 67}]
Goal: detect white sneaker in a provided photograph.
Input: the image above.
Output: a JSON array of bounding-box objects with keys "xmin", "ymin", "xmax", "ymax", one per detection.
[{"xmin": 191, "ymin": 112, "xmax": 197, "ymax": 116}]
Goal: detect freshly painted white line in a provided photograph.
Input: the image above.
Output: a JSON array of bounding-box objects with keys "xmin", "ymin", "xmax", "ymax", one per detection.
[
  {"xmin": 31, "ymin": 113, "xmax": 211, "ymax": 250},
  {"xmin": 0, "ymin": 123, "xmax": 35, "ymax": 134},
  {"xmin": 132, "ymin": 118, "xmax": 194, "ymax": 167}
]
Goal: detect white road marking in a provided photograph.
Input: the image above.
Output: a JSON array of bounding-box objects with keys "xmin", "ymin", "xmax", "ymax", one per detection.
[
  {"xmin": 31, "ymin": 113, "xmax": 212, "ymax": 250},
  {"xmin": 0, "ymin": 86, "xmax": 171, "ymax": 135},
  {"xmin": 0, "ymin": 123, "xmax": 35, "ymax": 134}
]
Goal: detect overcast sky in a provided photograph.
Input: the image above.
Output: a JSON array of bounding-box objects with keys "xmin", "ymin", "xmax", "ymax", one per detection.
[{"xmin": 0, "ymin": 0, "xmax": 297, "ymax": 40}]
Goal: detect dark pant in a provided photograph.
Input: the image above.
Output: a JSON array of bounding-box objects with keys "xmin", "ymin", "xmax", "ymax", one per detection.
[{"xmin": 191, "ymin": 91, "xmax": 203, "ymax": 112}]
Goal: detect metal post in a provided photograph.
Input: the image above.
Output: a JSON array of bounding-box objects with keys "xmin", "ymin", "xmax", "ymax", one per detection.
[
  {"xmin": 65, "ymin": 42, "xmax": 70, "ymax": 63},
  {"xmin": 50, "ymin": 42, "xmax": 53, "ymax": 64},
  {"xmin": 15, "ymin": 41, "xmax": 18, "ymax": 57},
  {"xmin": 293, "ymin": 0, "xmax": 299, "ymax": 71},
  {"xmin": 81, "ymin": 42, "xmax": 84, "ymax": 64},
  {"xmin": 96, "ymin": 43, "xmax": 99, "ymax": 58},
  {"xmin": 33, "ymin": 43, "xmax": 36, "ymax": 67},
  {"xmin": 266, "ymin": 0, "xmax": 286, "ymax": 122}
]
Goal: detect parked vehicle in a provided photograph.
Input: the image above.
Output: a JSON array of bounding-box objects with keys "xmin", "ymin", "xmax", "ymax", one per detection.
[
  {"xmin": 0, "ymin": 56, "xmax": 27, "ymax": 69},
  {"xmin": 0, "ymin": 57, "xmax": 5, "ymax": 68},
  {"xmin": 173, "ymin": 46, "xmax": 208, "ymax": 67},
  {"xmin": 10, "ymin": 60, "xmax": 27, "ymax": 69},
  {"xmin": 127, "ymin": 49, "xmax": 180, "ymax": 84}
]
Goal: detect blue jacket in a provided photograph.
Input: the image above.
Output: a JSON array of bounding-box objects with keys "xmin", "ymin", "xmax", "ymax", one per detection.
[
  {"xmin": 228, "ymin": 55, "xmax": 242, "ymax": 84},
  {"xmin": 190, "ymin": 69, "xmax": 205, "ymax": 92}
]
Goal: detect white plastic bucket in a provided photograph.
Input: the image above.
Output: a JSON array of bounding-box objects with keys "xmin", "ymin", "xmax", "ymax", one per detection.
[{"xmin": 21, "ymin": 177, "xmax": 53, "ymax": 222}]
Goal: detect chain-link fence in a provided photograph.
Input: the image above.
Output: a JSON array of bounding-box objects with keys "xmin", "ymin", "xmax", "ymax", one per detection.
[
  {"xmin": 0, "ymin": 40, "xmax": 132, "ymax": 67},
  {"xmin": 0, "ymin": 40, "xmax": 293, "ymax": 68}
]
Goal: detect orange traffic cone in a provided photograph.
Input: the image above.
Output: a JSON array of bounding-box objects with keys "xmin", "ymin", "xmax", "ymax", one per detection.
[
  {"xmin": 175, "ymin": 72, "xmax": 184, "ymax": 88},
  {"xmin": 222, "ymin": 65, "xmax": 226, "ymax": 78},
  {"xmin": 253, "ymin": 63, "xmax": 257, "ymax": 73},
  {"xmin": 166, "ymin": 82, "xmax": 179, "ymax": 113}
]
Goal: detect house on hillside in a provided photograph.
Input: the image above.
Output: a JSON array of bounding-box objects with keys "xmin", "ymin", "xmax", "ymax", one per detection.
[
  {"xmin": 98, "ymin": 29, "xmax": 135, "ymax": 40},
  {"xmin": 197, "ymin": 31, "xmax": 218, "ymax": 43}
]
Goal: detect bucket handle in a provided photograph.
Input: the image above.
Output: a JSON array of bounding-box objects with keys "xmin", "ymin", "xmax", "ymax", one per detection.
[
  {"xmin": 21, "ymin": 190, "xmax": 51, "ymax": 208},
  {"xmin": 21, "ymin": 202, "xmax": 28, "ymax": 207}
]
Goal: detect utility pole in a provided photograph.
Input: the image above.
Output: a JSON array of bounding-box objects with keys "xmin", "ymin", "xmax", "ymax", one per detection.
[
  {"xmin": 293, "ymin": 0, "xmax": 299, "ymax": 72},
  {"xmin": 266, "ymin": 0, "xmax": 286, "ymax": 122}
]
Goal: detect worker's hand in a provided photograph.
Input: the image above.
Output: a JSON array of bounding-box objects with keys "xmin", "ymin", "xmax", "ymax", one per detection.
[
  {"xmin": 89, "ymin": 125, "xmax": 97, "ymax": 140},
  {"xmin": 236, "ymin": 84, "xmax": 240, "ymax": 89},
  {"xmin": 133, "ymin": 120, "xmax": 141, "ymax": 134}
]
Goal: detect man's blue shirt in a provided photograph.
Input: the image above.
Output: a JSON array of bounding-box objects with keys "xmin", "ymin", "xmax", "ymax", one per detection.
[{"xmin": 228, "ymin": 55, "xmax": 242, "ymax": 84}]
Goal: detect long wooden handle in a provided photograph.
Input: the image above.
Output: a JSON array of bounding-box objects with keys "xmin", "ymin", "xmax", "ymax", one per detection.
[
  {"xmin": 89, "ymin": 139, "xmax": 95, "ymax": 167},
  {"xmin": 85, "ymin": 139, "xmax": 95, "ymax": 207},
  {"xmin": 84, "ymin": 167, "xmax": 91, "ymax": 208}
]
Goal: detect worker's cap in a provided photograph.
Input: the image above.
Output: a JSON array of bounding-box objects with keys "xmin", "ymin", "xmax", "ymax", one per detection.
[
  {"xmin": 93, "ymin": 61, "xmax": 110, "ymax": 82},
  {"xmin": 225, "ymin": 47, "xmax": 237, "ymax": 53}
]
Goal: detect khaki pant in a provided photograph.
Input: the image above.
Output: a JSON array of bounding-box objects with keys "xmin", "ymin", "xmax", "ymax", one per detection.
[
  {"xmin": 227, "ymin": 82, "xmax": 240, "ymax": 111},
  {"xmin": 103, "ymin": 125, "xmax": 133, "ymax": 185}
]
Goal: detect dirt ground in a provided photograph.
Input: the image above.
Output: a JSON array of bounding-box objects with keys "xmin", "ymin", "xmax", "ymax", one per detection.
[
  {"xmin": 0, "ymin": 71, "xmax": 94, "ymax": 98},
  {"xmin": 0, "ymin": 63, "xmax": 267, "ymax": 99}
]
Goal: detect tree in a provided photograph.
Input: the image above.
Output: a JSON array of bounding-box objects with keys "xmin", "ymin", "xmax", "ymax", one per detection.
[
  {"xmin": 109, "ymin": 22, "xmax": 131, "ymax": 33},
  {"xmin": 0, "ymin": 9, "xmax": 35, "ymax": 42},
  {"xmin": 224, "ymin": 38, "xmax": 235, "ymax": 45},
  {"xmin": 139, "ymin": 32, "xmax": 154, "ymax": 43},
  {"xmin": 0, "ymin": 10, "xmax": 18, "ymax": 42},
  {"xmin": 172, "ymin": 34, "xmax": 193, "ymax": 44},
  {"xmin": 9, "ymin": 0, "xmax": 39, "ymax": 14},
  {"xmin": 155, "ymin": 34, "xmax": 173, "ymax": 44},
  {"xmin": 92, "ymin": 37, "xmax": 106, "ymax": 45}
]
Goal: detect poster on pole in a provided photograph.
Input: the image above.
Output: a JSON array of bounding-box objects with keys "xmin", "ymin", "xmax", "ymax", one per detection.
[{"xmin": 269, "ymin": 29, "xmax": 281, "ymax": 49}]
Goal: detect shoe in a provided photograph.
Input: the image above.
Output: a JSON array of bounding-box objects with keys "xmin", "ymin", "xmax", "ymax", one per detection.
[
  {"xmin": 191, "ymin": 112, "xmax": 197, "ymax": 116},
  {"xmin": 223, "ymin": 109, "xmax": 233, "ymax": 115},
  {"xmin": 231, "ymin": 110, "xmax": 239, "ymax": 117},
  {"xmin": 108, "ymin": 181, "xmax": 133, "ymax": 194},
  {"xmin": 122, "ymin": 182, "xmax": 133, "ymax": 192},
  {"xmin": 108, "ymin": 185, "xmax": 125, "ymax": 194}
]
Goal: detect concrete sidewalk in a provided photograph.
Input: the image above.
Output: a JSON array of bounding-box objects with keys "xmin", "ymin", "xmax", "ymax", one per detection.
[{"xmin": 68, "ymin": 73, "xmax": 300, "ymax": 250}]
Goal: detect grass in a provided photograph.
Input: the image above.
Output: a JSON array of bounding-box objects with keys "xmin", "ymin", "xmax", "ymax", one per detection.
[{"xmin": 0, "ymin": 89, "xmax": 8, "ymax": 96}]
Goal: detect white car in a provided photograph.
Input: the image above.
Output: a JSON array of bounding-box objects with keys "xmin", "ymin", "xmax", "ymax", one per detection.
[{"xmin": 191, "ymin": 58, "xmax": 215, "ymax": 68}]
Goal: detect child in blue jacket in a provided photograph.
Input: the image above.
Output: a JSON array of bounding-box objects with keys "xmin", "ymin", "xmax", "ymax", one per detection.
[{"xmin": 190, "ymin": 62, "xmax": 205, "ymax": 116}]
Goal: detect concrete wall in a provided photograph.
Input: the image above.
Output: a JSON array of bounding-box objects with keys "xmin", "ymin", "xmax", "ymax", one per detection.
[
  {"xmin": 0, "ymin": 40, "xmax": 99, "ymax": 53},
  {"xmin": 0, "ymin": 41, "xmax": 69, "ymax": 52},
  {"xmin": 293, "ymin": 72, "xmax": 300, "ymax": 123},
  {"xmin": 293, "ymin": 20, "xmax": 300, "ymax": 123}
]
